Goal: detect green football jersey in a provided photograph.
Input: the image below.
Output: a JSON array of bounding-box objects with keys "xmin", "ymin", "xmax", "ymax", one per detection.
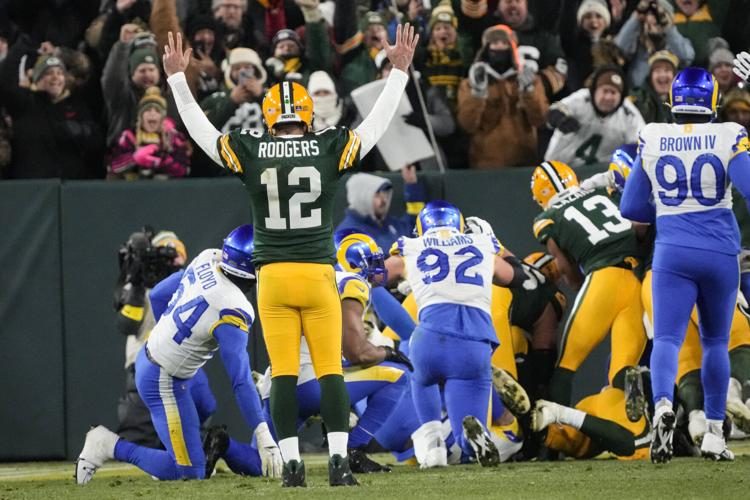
[
  {"xmin": 216, "ymin": 126, "xmax": 361, "ymax": 265},
  {"xmin": 510, "ymin": 281, "xmax": 566, "ymax": 332},
  {"xmin": 532, "ymin": 188, "xmax": 640, "ymax": 275}
]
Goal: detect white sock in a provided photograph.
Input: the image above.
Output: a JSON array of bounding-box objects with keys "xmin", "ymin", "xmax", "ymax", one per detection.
[
  {"xmin": 559, "ymin": 406, "xmax": 586, "ymax": 430},
  {"xmin": 278, "ymin": 437, "xmax": 300, "ymax": 463},
  {"xmin": 654, "ymin": 398, "xmax": 673, "ymax": 416},
  {"xmin": 328, "ymin": 432, "xmax": 349, "ymax": 458},
  {"xmin": 706, "ymin": 419, "xmax": 723, "ymax": 437}
]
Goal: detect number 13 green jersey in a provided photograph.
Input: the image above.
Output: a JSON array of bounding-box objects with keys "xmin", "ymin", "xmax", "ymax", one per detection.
[
  {"xmin": 216, "ymin": 126, "xmax": 361, "ymax": 265},
  {"xmin": 532, "ymin": 187, "xmax": 640, "ymax": 275}
]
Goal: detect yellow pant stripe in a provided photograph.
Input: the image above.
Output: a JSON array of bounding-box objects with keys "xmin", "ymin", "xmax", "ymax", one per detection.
[
  {"xmin": 558, "ymin": 273, "xmax": 593, "ymax": 364},
  {"xmin": 158, "ymin": 369, "xmax": 192, "ymax": 466},
  {"xmin": 344, "ymin": 365, "xmax": 404, "ymax": 383}
]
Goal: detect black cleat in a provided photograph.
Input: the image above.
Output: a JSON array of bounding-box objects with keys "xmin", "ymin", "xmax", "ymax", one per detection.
[
  {"xmin": 329, "ymin": 454, "xmax": 358, "ymax": 486},
  {"xmin": 202, "ymin": 425, "xmax": 229, "ymax": 478},
  {"xmin": 650, "ymin": 410, "xmax": 676, "ymax": 464},
  {"xmin": 348, "ymin": 447, "xmax": 391, "ymax": 473},
  {"xmin": 282, "ymin": 459, "xmax": 307, "ymax": 487},
  {"xmin": 624, "ymin": 367, "xmax": 647, "ymax": 422}
]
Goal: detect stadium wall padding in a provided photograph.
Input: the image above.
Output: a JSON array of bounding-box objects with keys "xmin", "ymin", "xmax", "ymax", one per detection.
[{"xmin": 0, "ymin": 166, "xmax": 608, "ymax": 460}]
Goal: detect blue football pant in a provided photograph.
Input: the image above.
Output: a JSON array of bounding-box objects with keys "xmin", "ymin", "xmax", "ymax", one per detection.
[
  {"xmin": 114, "ymin": 348, "xmax": 261, "ymax": 479},
  {"xmin": 651, "ymin": 244, "xmax": 738, "ymax": 421},
  {"xmin": 263, "ymin": 361, "xmax": 408, "ymax": 448},
  {"xmin": 410, "ymin": 327, "xmax": 493, "ymax": 457}
]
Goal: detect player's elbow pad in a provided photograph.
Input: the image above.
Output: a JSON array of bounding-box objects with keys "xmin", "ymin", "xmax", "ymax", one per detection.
[{"xmin": 504, "ymin": 256, "xmax": 527, "ymax": 288}]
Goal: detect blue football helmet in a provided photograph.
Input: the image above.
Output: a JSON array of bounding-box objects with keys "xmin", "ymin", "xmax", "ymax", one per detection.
[
  {"xmin": 415, "ymin": 200, "xmax": 464, "ymax": 236},
  {"xmin": 219, "ymin": 224, "xmax": 256, "ymax": 279},
  {"xmin": 334, "ymin": 229, "xmax": 386, "ymax": 285},
  {"xmin": 669, "ymin": 67, "xmax": 720, "ymax": 118},
  {"xmin": 608, "ymin": 143, "xmax": 637, "ymax": 190}
]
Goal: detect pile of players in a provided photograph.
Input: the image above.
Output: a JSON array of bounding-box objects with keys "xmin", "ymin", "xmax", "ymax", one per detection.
[{"xmin": 74, "ymin": 44, "xmax": 750, "ymax": 486}]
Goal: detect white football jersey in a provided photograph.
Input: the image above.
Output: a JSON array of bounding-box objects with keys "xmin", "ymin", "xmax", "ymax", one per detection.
[
  {"xmin": 639, "ymin": 122, "xmax": 746, "ymax": 216},
  {"xmin": 545, "ymin": 88, "xmax": 646, "ymax": 167},
  {"xmin": 395, "ymin": 227, "xmax": 501, "ymax": 315},
  {"xmin": 147, "ymin": 249, "xmax": 255, "ymax": 379}
]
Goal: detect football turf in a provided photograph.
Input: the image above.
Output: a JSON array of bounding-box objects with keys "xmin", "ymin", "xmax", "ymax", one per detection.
[{"xmin": 3, "ymin": 445, "xmax": 750, "ymax": 500}]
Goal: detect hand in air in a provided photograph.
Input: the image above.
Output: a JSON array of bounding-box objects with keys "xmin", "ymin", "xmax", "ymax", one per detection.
[
  {"xmin": 162, "ymin": 31, "xmax": 192, "ymax": 78},
  {"xmin": 382, "ymin": 23, "xmax": 420, "ymax": 72}
]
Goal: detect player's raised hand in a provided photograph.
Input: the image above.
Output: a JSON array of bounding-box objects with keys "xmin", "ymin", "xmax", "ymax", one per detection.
[
  {"xmin": 162, "ymin": 31, "xmax": 192, "ymax": 78},
  {"xmin": 734, "ymin": 51, "xmax": 750, "ymax": 83},
  {"xmin": 382, "ymin": 23, "xmax": 419, "ymax": 72}
]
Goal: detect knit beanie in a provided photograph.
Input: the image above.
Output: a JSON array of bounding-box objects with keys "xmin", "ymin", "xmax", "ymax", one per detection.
[
  {"xmin": 648, "ymin": 50, "xmax": 678, "ymax": 71},
  {"xmin": 428, "ymin": 4, "xmax": 458, "ymax": 32},
  {"xmin": 359, "ymin": 11, "xmax": 386, "ymax": 32},
  {"xmin": 707, "ymin": 37, "xmax": 735, "ymax": 71},
  {"xmin": 576, "ymin": 0, "xmax": 611, "ymax": 28},
  {"xmin": 32, "ymin": 55, "xmax": 66, "ymax": 83},
  {"xmin": 271, "ymin": 29, "xmax": 303, "ymax": 54},
  {"xmin": 593, "ymin": 68, "xmax": 624, "ymax": 94},
  {"xmin": 138, "ymin": 86, "xmax": 167, "ymax": 116},
  {"xmin": 129, "ymin": 47, "xmax": 159, "ymax": 75},
  {"xmin": 222, "ymin": 47, "xmax": 267, "ymax": 88}
]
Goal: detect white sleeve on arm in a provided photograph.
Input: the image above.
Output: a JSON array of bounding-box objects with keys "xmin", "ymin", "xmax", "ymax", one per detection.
[
  {"xmin": 354, "ymin": 68, "xmax": 409, "ymax": 157},
  {"xmin": 167, "ymin": 72, "xmax": 223, "ymax": 166}
]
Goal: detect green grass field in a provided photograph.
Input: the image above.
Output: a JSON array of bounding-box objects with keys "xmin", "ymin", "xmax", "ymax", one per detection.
[{"xmin": 3, "ymin": 444, "xmax": 750, "ymax": 500}]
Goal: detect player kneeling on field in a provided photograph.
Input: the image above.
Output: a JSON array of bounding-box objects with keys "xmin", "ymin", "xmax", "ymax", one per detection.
[{"xmin": 76, "ymin": 225, "xmax": 282, "ymax": 484}]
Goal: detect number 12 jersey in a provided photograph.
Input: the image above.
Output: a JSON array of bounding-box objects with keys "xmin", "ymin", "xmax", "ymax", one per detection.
[{"xmin": 216, "ymin": 126, "xmax": 361, "ymax": 265}]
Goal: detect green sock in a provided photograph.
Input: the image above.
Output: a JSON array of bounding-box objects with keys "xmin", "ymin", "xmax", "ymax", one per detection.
[
  {"xmin": 319, "ymin": 374, "xmax": 350, "ymax": 433},
  {"xmin": 270, "ymin": 375, "xmax": 299, "ymax": 440},
  {"xmin": 580, "ymin": 414, "xmax": 635, "ymax": 457},
  {"xmin": 549, "ymin": 367, "xmax": 575, "ymax": 406},
  {"xmin": 730, "ymin": 346, "xmax": 750, "ymax": 400},
  {"xmin": 676, "ymin": 370, "xmax": 703, "ymax": 414}
]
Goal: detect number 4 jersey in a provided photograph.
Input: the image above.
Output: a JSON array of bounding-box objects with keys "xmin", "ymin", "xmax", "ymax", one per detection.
[
  {"xmin": 533, "ymin": 187, "xmax": 640, "ymax": 275},
  {"xmin": 392, "ymin": 227, "xmax": 502, "ymax": 345},
  {"xmin": 147, "ymin": 249, "xmax": 255, "ymax": 379},
  {"xmin": 638, "ymin": 122, "xmax": 749, "ymax": 254},
  {"xmin": 216, "ymin": 126, "xmax": 361, "ymax": 265}
]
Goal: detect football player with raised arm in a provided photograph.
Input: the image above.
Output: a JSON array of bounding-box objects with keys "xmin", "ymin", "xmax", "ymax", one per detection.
[
  {"xmin": 162, "ymin": 25, "xmax": 418, "ymax": 486},
  {"xmin": 620, "ymin": 67, "xmax": 750, "ymax": 463},
  {"xmin": 384, "ymin": 201, "xmax": 543, "ymax": 468},
  {"xmin": 75, "ymin": 225, "xmax": 281, "ymax": 484}
]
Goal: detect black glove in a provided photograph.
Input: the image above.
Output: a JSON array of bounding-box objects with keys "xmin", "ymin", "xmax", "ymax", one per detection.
[
  {"xmin": 547, "ymin": 108, "xmax": 580, "ymax": 134},
  {"xmin": 383, "ymin": 346, "xmax": 414, "ymax": 371}
]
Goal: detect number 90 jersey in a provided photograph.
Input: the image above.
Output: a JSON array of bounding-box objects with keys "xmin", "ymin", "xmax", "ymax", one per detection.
[
  {"xmin": 147, "ymin": 249, "xmax": 255, "ymax": 379},
  {"xmin": 639, "ymin": 122, "xmax": 749, "ymax": 253},
  {"xmin": 216, "ymin": 126, "xmax": 361, "ymax": 266},
  {"xmin": 392, "ymin": 228, "xmax": 502, "ymax": 317}
]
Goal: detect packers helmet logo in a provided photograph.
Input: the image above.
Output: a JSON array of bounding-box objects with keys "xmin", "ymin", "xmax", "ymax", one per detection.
[{"xmin": 262, "ymin": 81, "xmax": 314, "ymax": 133}]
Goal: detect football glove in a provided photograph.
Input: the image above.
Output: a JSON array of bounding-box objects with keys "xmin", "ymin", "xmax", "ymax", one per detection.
[
  {"xmin": 580, "ymin": 171, "xmax": 615, "ymax": 192},
  {"xmin": 465, "ymin": 216, "xmax": 495, "ymax": 237},
  {"xmin": 383, "ymin": 346, "xmax": 414, "ymax": 371},
  {"xmin": 734, "ymin": 51, "xmax": 750, "ymax": 83},
  {"xmin": 254, "ymin": 422, "xmax": 283, "ymax": 478},
  {"xmin": 468, "ymin": 62, "xmax": 489, "ymax": 99},
  {"xmin": 547, "ymin": 108, "xmax": 580, "ymax": 134}
]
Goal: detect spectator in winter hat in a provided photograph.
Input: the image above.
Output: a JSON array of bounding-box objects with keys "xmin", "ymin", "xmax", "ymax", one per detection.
[
  {"xmin": 109, "ymin": 87, "xmax": 191, "ymax": 180},
  {"xmin": 308, "ymin": 70, "xmax": 355, "ymax": 132},
  {"xmin": 628, "ymin": 49, "xmax": 677, "ymax": 123},
  {"xmin": 673, "ymin": 0, "xmax": 725, "ymax": 68},
  {"xmin": 545, "ymin": 65, "xmax": 645, "ymax": 166},
  {"xmin": 720, "ymin": 88, "xmax": 750, "ymax": 130},
  {"xmin": 707, "ymin": 37, "xmax": 738, "ymax": 95}
]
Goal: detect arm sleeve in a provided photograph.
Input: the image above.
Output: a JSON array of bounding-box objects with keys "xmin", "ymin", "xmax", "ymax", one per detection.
[
  {"xmin": 149, "ymin": 270, "xmax": 184, "ymax": 319},
  {"xmin": 167, "ymin": 71, "xmax": 222, "ymax": 166},
  {"xmin": 101, "ymin": 41, "xmax": 131, "ymax": 108},
  {"xmin": 214, "ymin": 323, "xmax": 265, "ymax": 433},
  {"xmin": 370, "ymin": 286, "xmax": 417, "ymax": 341},
  {"xmin": 665, "ymin": 25, "xmax": 695, "ymax": 66},
  {"xmin": 354, "ymin": 68, "xmax": 410, "ymax": 158},
  {"xmin": 620, "ymin": 154, "xmax": 656, "ymax": 223},
  {"xmin": 614, "ymin": 16, "xmax": 640, "ymax": 58}
]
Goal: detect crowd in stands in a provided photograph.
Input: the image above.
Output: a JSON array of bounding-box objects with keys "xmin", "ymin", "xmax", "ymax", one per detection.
[{"xmin": 0, "ymin": 0, "xmax": 748, "ymax": 179}]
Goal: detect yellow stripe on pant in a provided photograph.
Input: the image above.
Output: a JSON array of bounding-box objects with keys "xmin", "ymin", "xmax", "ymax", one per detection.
[
  {"xmin": 491, "ymin": 286, "xmax": 517, "ymax": 378},
  {"xmin": 558, "ymin": 267, "xmax": 646, "ymax": 383},
  {"xmin": 158, "ymin": 369, "xmax": 192, "ymax": 466},
  {"xmin": 258, "ymin": 262, "xmax": 343, "ymax": 378},
  {"xmin": 344, "ymin": 365, "xmax": 405, "ymax": 383}
]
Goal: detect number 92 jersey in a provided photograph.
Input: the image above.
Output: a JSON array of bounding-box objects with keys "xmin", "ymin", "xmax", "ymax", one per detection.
[
  {"xmin": 216, "ymin": 126, "xmax": 361, "ymax": 266},
  {"xmin": 638, "ymin": 122, "xmax": 749, "ymax": 253},
  {"xmin": 391, "ymin": 228, "xmax": 502, "ymax": 317},
  {"xmin": 147, "ymin": 249, "xmax": 255, "ymax": 379}
]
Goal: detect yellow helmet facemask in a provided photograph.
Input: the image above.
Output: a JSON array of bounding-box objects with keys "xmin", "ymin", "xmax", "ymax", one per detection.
[
  {"xmin": 262, "ymin": 81, "xmax": 314, "ymax": 134},
  {"xmin": 530, "ymin": 160, "xmax": 579, "ymax": 209}
]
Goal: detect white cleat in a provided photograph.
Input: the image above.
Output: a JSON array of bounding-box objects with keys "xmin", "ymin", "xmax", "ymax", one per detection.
[
  {"xmin": 75, "ymin": 425, "xmax": 118, "ymax": 485},
  {"xmin": 492, "ymin": 367, "xmax": 531, "ymax": 415},
  {"xmin": 726, "ymin": 399, "xmax": 750, "ymax": 434},
  {"xmin": 701, "ymin": 432, "xmax": 735, "ymax": 461},
  {"xmin": 423, "ymin": 442, "xmax": 448, "ymax": 469},
  {"xmin": 650, "ymin": 408, "xmax": 675, "ymax": 464},
  {"xmin": 462, "ymin": 416, "xmax": 500, "ymax": 467},
  {"xmin": 412, "ymin": 421, "xmax": 447, "ymax": 469},
  {"xmin": 688, "ymin": 410, "xmax": 707, "ymax": 447},
  {"xmin": 530, "ymin": 400, "xmax": 562, "ymax": 432}
]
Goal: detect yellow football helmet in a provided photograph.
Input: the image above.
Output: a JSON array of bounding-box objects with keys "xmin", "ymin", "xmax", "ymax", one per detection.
[
  {"xmin": 531, "ymin": 160, "xmax": 579, "ymax": 208},
  {"xmin": 262, "ymin": 81, "xmax": 313, "ymax": 133},
  {"xmin": 523, "ymin": 252, "xmax": 560, "ymax": 284}
]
